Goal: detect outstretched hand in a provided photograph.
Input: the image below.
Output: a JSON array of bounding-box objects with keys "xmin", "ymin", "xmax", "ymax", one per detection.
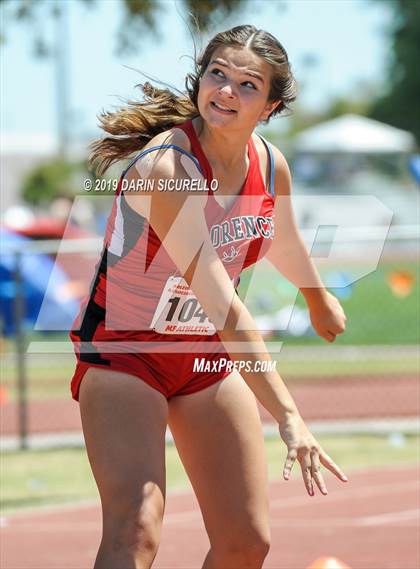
[
  {"xmin": 279, "ymin": 411, "xmax": 348, "ymax": 496},
  {"xmin": 309, "ymin": 291, "xmax": 347, "ymax": 343}
]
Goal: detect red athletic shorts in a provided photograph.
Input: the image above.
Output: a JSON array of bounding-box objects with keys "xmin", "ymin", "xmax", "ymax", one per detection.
[{"xmin": 69, "ymin": 304, "xmax": 232, "ymax": 401}]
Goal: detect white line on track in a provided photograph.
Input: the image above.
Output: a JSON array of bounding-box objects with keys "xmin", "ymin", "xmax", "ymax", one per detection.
[
  {"xmin": 269, "ymin": 508, "xmax": 420, "ymax": 528},
  {"xmin": 2, "ymin": 469, "xmax": 418, "ymax": 528},
  {"xmin": 269, "ymin": 479, "xmax": 420, "ymax": 510},
  {"xmin": 161, "ymin": 479, "xmax": 420, "ymax": 526},
  {"xmin": 5, "ymin": 509, "xmax": 419, "ymax": 532},
  {"xmin": 357, "ymin": 508, "xmax": 420, "ymax": 526},
  {"xmin": 0, "ymin": 485, "xmax": 193, "ymax": 520}
]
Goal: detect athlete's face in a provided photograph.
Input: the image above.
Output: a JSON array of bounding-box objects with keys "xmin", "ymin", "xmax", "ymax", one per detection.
[{"xmin": 197, "ymin": 45, "xmax": 280, "ymax": 130}]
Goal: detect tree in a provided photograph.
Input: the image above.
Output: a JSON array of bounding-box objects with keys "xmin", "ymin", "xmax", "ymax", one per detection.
[
  {"xmin": 21, "ymin": 158, "xmax": 88, "ymax": 206},
  {"xmin": 368, "ymin": 0, "xmax": 420, "ymax": 144},
  {"xmin": 0, "ymin": 0, "xmax": 249, "ymax": 55}
]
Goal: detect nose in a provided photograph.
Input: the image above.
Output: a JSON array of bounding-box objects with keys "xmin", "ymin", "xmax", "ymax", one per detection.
[{"xmin": 218, "ymin": 82, "xmax": 236, "ymax": 99}]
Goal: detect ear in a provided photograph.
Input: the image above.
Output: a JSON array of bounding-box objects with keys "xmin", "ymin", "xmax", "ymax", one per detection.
[{"xmin": 260, "ymin": 100, "xmax": 282, "ymax": 121}]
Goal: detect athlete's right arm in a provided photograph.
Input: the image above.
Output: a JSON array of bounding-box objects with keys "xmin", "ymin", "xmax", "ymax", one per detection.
[
  {"xmin": 125, "ymin": 143, "xmax": 348, "ymax": 496},
  {"xmin": 124, "ymin": 143, "xmax": 299, "ymax": 423}
]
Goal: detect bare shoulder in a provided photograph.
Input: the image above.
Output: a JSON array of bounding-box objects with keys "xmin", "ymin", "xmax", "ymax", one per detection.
[
  {"xmin": 252, "ymin": 134, "xmax": 292, "ymax": 196},
  {"xmin": 126, "ymin": 124, "xmax": 192, "ymax": 181},
  {"xmin": 143, "ymin": 124, "xmax": 192, "ymax": 154},
  {"xmin": 124, "ymin": 123, "xmax": 201, "ymax": 219}
]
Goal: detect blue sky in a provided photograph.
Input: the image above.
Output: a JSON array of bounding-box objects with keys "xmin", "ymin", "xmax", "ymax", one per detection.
[{"xmin": 1, "ymin": 0, "xmax": 392, "ymax": 140}]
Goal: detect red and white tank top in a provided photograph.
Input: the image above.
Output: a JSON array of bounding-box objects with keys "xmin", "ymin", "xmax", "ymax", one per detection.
[{"xmin": 76, "ymin": 119, "xmax": 276, "ymax": 336}]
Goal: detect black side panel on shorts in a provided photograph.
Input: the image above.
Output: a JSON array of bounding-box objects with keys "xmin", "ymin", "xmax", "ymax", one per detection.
[{"xmin": 72, "ymin": 248, "xmax": 111, "ymax": 366}]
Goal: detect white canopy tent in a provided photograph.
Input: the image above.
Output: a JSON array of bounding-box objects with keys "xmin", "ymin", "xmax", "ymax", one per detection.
[{"xmin": 293, "ymin": 114, "xmax": 416, "ymax": 154}]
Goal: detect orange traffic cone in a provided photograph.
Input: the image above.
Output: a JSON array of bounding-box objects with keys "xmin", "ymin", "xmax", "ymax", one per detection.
[
  {"xmin": 307, "ymin": 558, "xmax": 351, "ymax": 569},
  {"xmin": 387, "ymin": 270, "xmax": 415, "ymax": 298}
]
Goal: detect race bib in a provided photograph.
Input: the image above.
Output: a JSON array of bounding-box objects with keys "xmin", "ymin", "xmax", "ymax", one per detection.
[{"xmin": 151, "ymin": 276, "xmax": 216, "ymax": 335}]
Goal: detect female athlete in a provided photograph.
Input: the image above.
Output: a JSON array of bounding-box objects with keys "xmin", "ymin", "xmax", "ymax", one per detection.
[{"xmin": 70, "ymin": 24, "xmax": 348, "ymax": 569}]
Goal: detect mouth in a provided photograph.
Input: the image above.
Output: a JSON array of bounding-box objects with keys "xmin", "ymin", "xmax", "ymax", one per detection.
[{"xmin": 210, "ymin": 101, "xmax": 237, "ymax": 114}]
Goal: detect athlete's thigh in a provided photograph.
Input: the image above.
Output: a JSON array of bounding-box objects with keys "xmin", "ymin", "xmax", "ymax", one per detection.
[
  {"xmin": 167, "ymin": 371, "xmax": 269, "ymax": 543},
  {"xmin": 79, "ymin": 368, "xmax": 169, "ymax": 520}
]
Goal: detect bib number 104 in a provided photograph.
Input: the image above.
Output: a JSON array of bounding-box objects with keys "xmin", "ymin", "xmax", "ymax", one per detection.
[
  {"xmin": 151, "ymin": 276, "xmax": 217, "ymax": 335},
  {"xmin": 166, "ymin": 296, "xmax": 208, "ymax": 324}
]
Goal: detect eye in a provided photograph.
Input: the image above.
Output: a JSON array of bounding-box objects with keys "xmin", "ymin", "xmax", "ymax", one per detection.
[
  {"xmin": 211, "ymin": 68, "xmax": 225, "ymax": 78},
  {"xmin": 242, "ymin": 80, "xmax": 257, "ymax": 90}
]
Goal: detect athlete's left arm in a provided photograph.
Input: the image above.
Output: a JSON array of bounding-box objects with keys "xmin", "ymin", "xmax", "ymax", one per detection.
[{"xmin": 266, "ymin": 145, "xmax": 347, "ymax": 343}]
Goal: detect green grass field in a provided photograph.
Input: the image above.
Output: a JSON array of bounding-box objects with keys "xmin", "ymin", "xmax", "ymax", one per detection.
[
  {"xmin": 1, "ymin": 435, "xmax": 419, "ymax": 514},
  {"xmin": 239, "ymin": 260, "xmax": 420, "ymax": 345}
]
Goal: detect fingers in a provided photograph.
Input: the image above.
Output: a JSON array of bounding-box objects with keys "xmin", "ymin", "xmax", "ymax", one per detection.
[
  {"xmin": 326, "ymin": 320, "xmax": 346, "ymax": 341},
  {"xmin": 325, "ymin": 323, "xmax": 345, "ymax": 341},
  {"xmin": 310, "ymin": 450, "xmax": 328, "ymax": 495},
  {"xmin": 299, "ymin": 450, "xmax": 326, "ymax": 496},
  {"xmin": 283, "ymin": 448, "xmax": 297, "ymax": 481},
  {"xmin": 332, "ymin": 313, "xmax": 347, "ymax": 334},
  {"xmin": 325, "ymin": 330, "xmax": 336, "ymax": 342},
  {"xmin": 300, "ymin": 458, "xmax": 314, "ymax": 496},
  {"xmin": 320, "ymin": 451, "xmax": 349, "ymax": 482},
  {"xmin": 293, "ymin": 447, "xmax": 348, "ymax": 497}
]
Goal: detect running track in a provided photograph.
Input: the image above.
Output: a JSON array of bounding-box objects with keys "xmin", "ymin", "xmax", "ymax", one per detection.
[
  {"xmin": 1, "ymin": 464, "xmax": 419, "ymax": 569},
  {"xmin": 1, "ymin": 375, "xmax": 419, "ymax": 436}
]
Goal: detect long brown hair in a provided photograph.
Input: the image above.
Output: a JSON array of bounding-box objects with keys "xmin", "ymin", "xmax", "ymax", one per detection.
[{"xmin": 90, "ymin": 25, "xmax": 297, "ymax": 175}]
